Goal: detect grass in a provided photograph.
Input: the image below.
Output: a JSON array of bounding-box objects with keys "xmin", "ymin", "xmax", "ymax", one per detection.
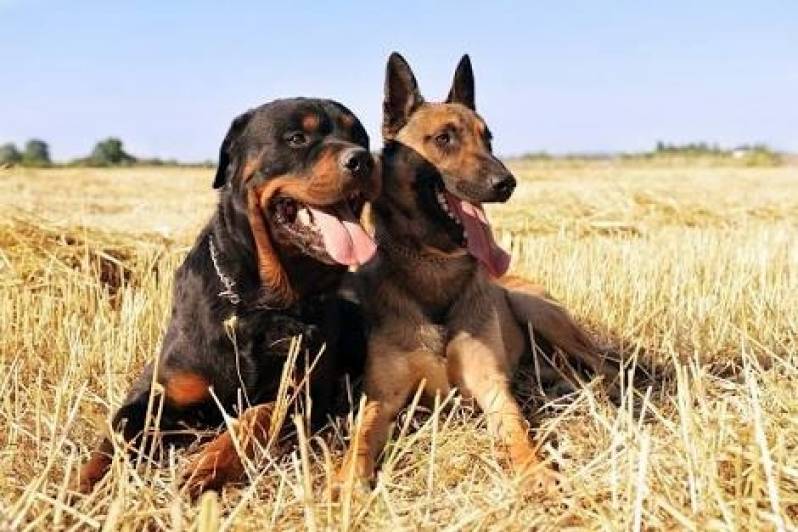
[{"xmin": 1, "ymin": 161, "xmax": 797, "ymax": 530}]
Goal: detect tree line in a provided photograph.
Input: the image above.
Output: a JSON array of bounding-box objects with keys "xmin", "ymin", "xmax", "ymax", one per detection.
[
  {"xmin": 519, "ymin": 141, "xmax": 783, "ymax": 165},
  {"xmin": 0, "ymin": 138, "xmax": 212, "ymax": 168}
]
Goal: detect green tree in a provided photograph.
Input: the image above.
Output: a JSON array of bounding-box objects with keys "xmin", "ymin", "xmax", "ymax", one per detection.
[
  {"xmin": 89, "ymin": 137, "xmax": 136, "ymax": 166},
  {"xmin": 0, "ymin": 143, "xmax": 22, "ymax": 166},
  {"xmin": 22, "ymin": 139, "xmax": 51, "ymax": 166}
]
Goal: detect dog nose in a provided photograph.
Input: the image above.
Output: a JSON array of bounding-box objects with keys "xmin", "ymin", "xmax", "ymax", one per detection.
[
  {"xmin": 490, "ymin": 174, "xmax": 516, "ymax": 201},
  {"xmin": 340, "ymin": 148, "xmax": 372, "ymax": 178}
]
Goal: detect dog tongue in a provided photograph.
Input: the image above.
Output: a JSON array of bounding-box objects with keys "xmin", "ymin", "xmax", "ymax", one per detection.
[
  {"xmin": 307, "ymin": 204, "xmax": 377, "ymax": 266},
  {"xmin": 444, "ymin": 192, "xmax": 511, "ymax": 277}
]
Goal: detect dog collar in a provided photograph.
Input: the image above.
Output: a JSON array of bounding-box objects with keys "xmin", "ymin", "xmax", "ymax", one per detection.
[
  {"xmin": 208, "ymin": 236, "xmax": 286, "ymax": 312},
  {"xmin": 208, "ymin": 236, "xmax": 242, "ymax": 305}
]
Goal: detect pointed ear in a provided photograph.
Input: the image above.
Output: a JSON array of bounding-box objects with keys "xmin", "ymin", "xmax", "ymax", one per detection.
[
  {"xmin": 383, "ymin": 52, "xmax": 423, "ymax": 138},
  {"xmin": 213, "ymin": 110, "xmax": 254, "ymax": 189},
  {"xmin": 446, "ymin": 54, "xmax": 475, "ymax": 110}
]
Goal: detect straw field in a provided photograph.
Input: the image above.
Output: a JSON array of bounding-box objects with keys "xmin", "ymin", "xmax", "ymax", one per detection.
[{"xmin": 1, "ymin": 161, "xmax": 796, "ymax": 530}]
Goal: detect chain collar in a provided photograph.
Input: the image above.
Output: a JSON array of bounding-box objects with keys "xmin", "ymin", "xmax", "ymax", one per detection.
[
  {"xmin": 208, "ymin": 235, "xmax": 283, "ymax": 312},
  {"xmin": 208, "ymin": 236, "xmax": 241, "ymax": 305}
]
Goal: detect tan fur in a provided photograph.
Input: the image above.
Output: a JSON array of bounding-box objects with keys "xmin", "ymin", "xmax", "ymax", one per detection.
[
  {"xmin": 181, "ymin": 402, "xmax": 275, "ymax": 498},
  {"xmin": 165, "ymin": 372, "xmax": 211, "ymax": 407},
  {"xmin": 302, "ymin": 113, "xmax": 320, "ymax": 132},
  {"xmin": 247, "ymin": 185, "xmax": 295, "ymax": 305},
  {"xmin": 338, "ymin": 262, "xmax": 582, "ymax": 492},
  {"xmin": 395, "ymin": 103, "xmax": 493, "ymax": 195},
  {"xmin": 337, "ymin": 58, "xmax": 617, "ymax": 494}
]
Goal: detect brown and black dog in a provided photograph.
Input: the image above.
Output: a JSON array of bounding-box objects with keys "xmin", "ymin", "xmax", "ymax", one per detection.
[
  {"xmin": 75, "ymin": 98, "xmax": 381, "ymax": 497},
  {"xmin": 336, "ymin": 53, "xmax": 617, "ymax": 493}
]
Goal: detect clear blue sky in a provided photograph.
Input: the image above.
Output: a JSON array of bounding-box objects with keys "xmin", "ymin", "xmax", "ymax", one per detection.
[{"xmin": 1, "ymin": 1, "xmax": 796, "ymax": 161}]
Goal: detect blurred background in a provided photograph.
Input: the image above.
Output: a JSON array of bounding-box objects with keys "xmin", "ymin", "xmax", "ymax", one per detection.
[{"xmin": 1, "ymin": 0, "xmax": 796, "ymax": 164}]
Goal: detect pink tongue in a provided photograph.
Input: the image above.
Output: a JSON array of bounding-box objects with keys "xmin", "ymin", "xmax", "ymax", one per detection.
[
  {"xmin": 444, "ymin": 192, "xmax": 511, "ymax": 277},
  {"xmin": 307, "ymin": 205, "xmax": 377, "ymax": 266}
]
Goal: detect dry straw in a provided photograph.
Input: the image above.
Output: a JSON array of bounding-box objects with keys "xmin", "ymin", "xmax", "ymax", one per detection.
[{"xmin": 1, "ymin": 163, "xmax": 796, "ymax": 529}]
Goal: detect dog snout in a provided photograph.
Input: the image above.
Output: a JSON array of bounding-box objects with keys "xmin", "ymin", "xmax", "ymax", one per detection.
[
  {"xmin": 490, "ymin": 174, "xmax": 516, "ymax": 201},
  {"xmin": 339, "ymin": 148, "xmax": 373, "ymax": 179}
]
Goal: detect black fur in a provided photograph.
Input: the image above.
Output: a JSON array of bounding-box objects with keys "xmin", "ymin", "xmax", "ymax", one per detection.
[
  {"xmin": 88, "ymin": 98, "xmax": 370, "ymax": 474},
  {"xmin": 383, "ymin": 52, "xmax": 424, "ymax": 138},
  {"xmin": 446, "ymin": 55, "xmax": 475, "ymax": 110}
]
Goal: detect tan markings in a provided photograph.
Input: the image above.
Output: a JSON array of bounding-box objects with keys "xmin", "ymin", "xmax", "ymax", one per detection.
[
  {"xmin": 253, "ymin": 150, "xmax": 380, "ymax": 209},
  {"xmin": 241, "ymin": 153, "xmax": 264, "ymax": 183},
  {"xmin": 338, "ymin": 113, "xmax": 355, "ymax": 129},
  {"xmin": 247, "ymin": 185, "xmax": 295, "ymax": 305},
  {"xmin": 395, "ymin": 102, "xmax": 490, "ymax": 183},
  {"xmin": 445, "ymin": 329, "xmax": 558, "ymax": 492},
  {"xmin": 302, "ymin": 114, "xmax": 320, "ymax": 132},
  {"xmin": 73, "ymin": 438, "xmax": 114, "ymax": 494},
  {"xmin": 166, "ymin": 372, "xmax": 210, "ymax": 406},
  {"xmin": 307, "ymin": 148, "xmax": 345, "ymax": 198},
  {"xmin": 182, "ymin": 403, "xmax": 276, "ymax": 498},
  {"xmin": 336, "ymin": 339, "xmax": 450, "ymax": 490}
]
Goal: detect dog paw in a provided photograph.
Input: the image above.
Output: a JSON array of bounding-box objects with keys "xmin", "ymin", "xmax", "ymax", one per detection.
[
  {"xmin": 180, "ymin": 446, "xmax": 244, "ymax": 500},
  {"xmin": 70, "ymin": 451, "xmax": 112, "ymax": 496}
]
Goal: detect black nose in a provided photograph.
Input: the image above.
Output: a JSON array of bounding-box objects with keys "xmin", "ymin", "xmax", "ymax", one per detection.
[
  {"xmin": 490, "ymin": 174, "xmax": 516, "ymax": 201},
  {"xmin": 340, "ymin": 148, "xmax": 372, "ymax": 177}
]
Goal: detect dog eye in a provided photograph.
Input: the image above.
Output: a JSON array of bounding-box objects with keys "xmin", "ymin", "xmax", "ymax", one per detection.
[
  {"xmin": 286, "ymin": 132, "xmax": 309, "ymax": 147},
  {"xmin": 434, "ymin": 132, "xmax": 451, "ymax": 147}
]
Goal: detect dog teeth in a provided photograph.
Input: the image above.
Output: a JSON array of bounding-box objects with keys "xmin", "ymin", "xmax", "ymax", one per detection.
[
  {"xmin": 297, "ymin": 207, "xmax": 312, "ymax": 225},
  {"xmin": 435, "ymin": 189, "xmax": 464, "ymax": 227},
  {"xmin": 436, "ymin": 192, "xmax": 448, "ymax": 210}
]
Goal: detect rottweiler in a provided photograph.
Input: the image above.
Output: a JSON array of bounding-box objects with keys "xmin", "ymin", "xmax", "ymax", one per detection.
[
  {"xmin": 76, "ymin": 98, "xmax": 381, "ymax": 497},
  {"xmin": 335, "ymin": 53, "xmax": 618, "ymax": 494}
]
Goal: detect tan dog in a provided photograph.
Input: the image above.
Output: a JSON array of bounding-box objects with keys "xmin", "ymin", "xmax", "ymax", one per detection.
[{"xmin": 336, "ymin": 53, "xmax": 617, "ymax": 493}]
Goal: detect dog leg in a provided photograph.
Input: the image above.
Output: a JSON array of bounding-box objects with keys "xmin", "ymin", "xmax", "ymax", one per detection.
[
  {"xmin": 73, "ymin": 437, "xmax": 114, "ymax": 494},
  {"xmin": 72, "ymin": 364, "xmax": 159, "ymax": 495},
  {"xmin": 181, "ymin": 402, "xmax": 276, "ymax": 498},
  {"xmin": 499, "ymin": 276, "xmax": 619, "ymax": 383},
  {"xmin": 447, "ymin": 330, "xmax": 559, "ymax": 494},
  {"xmin": 336, "ymin": 346, "xmax": 444, "ymax": 492}
]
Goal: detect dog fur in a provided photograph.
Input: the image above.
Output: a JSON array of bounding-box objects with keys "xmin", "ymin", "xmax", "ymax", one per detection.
[
  {"xmin": 336, "ymin": 53, "xmax": 617, "ymax": 493},
  {"xmin": 75, "ymin": 98, "xmax": 380, "ymax": 498}
]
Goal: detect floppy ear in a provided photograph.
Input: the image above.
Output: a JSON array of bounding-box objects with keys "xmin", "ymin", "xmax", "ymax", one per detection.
[
  {"xmin": 213, "ymin": 110, "xmax": 254, "ymax": 189},
  {"xmin": 446, "ymin": 54, "xmax": 475, "ymax": 110},
  {"xmin": 383, "ymin": 52, "xmax": 423, "ymax": 138}
]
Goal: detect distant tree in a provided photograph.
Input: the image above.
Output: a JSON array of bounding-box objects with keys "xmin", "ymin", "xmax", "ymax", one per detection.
[
  {"xmin": 0, "ymin": 143, "xmax": 22, "ymax": 166},
  {"xmin": 22, "ymin": 139, "xmax": 51, "ymax": 166},
  {"xmin": 89, "ymin": 137, "xmax": 136, "ymax": 166}
]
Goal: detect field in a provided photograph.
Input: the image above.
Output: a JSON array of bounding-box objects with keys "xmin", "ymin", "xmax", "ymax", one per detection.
[{"xmin": 1, "ymin": 161, "xmax": 797, "ymax": 530}]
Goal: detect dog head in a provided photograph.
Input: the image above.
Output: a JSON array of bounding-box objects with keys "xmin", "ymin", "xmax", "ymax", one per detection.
[
  {"xmin": 376, "ymin": 53, "xmax": 513, "ymax": 277},
  {"xmin": 214, "ymin": 98, "xmax": 381, "ymax": 302}
]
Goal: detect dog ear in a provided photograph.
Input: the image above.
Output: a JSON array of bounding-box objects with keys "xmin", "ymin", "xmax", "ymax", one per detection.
[
  {"xmin": 213, "ymin": 110, "xmax": 254, "ymax": 189},
  {"xmin": 446, "ymin": 54, "xmax": 475, "ymax": 110},
  {"xmin": 383, "ymin": 52, "xmax": 423, "ymax": 138}
]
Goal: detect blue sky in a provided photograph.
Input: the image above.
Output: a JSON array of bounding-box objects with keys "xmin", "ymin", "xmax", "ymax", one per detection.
[{"xmin": 1, "ymin": 1, "xmax": 796, "ymax": 161}]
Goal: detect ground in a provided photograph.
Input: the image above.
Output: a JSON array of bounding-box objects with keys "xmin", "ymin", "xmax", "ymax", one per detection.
[{"xmin": 1, "ymin": 161, "xmax": 796, "ymax": 530}]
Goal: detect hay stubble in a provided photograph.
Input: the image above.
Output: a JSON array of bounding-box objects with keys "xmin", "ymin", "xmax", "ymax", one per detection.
[{"xmin": 1, "ymin": 163, "xmax": 796, "ymax": 530}]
